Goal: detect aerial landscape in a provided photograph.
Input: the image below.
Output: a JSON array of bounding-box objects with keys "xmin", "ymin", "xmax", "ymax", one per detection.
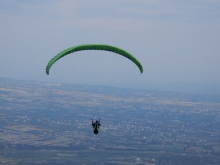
[
  {"xmin": 1, "ymin": 1, "xmax": 220, "ymax": 165},
  {"xmin": 1, "ymin": 77, "xmax": 220, "ymax": 165}
]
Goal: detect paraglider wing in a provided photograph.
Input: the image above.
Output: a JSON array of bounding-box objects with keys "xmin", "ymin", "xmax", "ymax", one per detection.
[{"xmin": 46, "ymin": 44, "xmax": 143, "ymax": 75}]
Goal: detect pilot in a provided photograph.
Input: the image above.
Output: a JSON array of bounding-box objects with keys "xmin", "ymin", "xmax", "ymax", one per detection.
[{"xmin": 91, "ymin": 119, "xmax": 101, "ymax": 135}]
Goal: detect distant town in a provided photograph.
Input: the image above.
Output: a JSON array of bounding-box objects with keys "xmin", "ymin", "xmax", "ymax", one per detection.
[{"xmin": 0, "ymin": 77, "xmax": 220, "ymax": 165}]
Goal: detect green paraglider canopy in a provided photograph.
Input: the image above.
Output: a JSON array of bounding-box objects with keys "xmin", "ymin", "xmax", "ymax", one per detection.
[{"xmin": 46, "ymin": 44, "xmax": 143, "ymax": 75}]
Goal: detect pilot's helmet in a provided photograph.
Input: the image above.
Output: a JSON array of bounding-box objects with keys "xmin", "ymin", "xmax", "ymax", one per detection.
[{"xmin": 96, "ymin": 120, "xmax": 99, "ymax": 123}]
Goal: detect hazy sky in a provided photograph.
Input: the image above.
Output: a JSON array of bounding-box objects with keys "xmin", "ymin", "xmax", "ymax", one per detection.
[{"xmin": 1, "ymin": 0, "xmax": 220, "ymax": 90}]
